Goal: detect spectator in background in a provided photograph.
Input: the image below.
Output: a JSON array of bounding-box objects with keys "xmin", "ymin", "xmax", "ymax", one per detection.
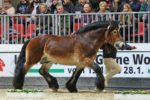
[
  {"xmin": 89, "ymin": 0, "xmax": 101, "ymax": 12},
  {"xmin": 130, "ymin": 0, "xmax": 141, "ymax": 34},
  {"xmin": 81, "ymin": 3, "xmax": 95, "ymax": 26},
  {"xmin": 56, "ymin": 4, "xmax": 69, "ymax": 35},
  {"xmin": 109, "ymin": 0, "xmax": 123, "ymax": 20},
  {"xmin": 27, "ymin": 0, "xmax": 41, "ymax": 21},
  {"xmin": 28, "ymin": 0, "xmax": 33, "ymax": 3},
  {"xmin": 36, "ymin": 3, "xmax": 52, "ymax": 35},
  {"xmin": 0, "ymin": 0, "xmax": 15, "ymax": 27},
  {"xmin": 120, "ymin": 3, "xmax": 133, "ymax": 26},
  {"xmin": 62, "ymin": 0, "xmax": 74, "ymax": 13},
  {"xmin": 40, "ymin": 0, "xmax": 47, "ymax": 3},
  {"xmin": 77, "ymin": 0, "xmax": 88, "ymax": 12},
  {"xmin": 121, "ymin": 0, "xmax": 130, "ymax": 5},
  {"xmin": 45, "ymin": 0, "xmax": 52, "ymax": 7},
  {"xmin": 120, "ymin": 3, "xmax": 133, "ymax": 40},
  {"xmin": 109, "ymin": 0, "xmax": 123, "ymax": 12},
  {"xmin": 130, "ymin": 0, "xmax": 141, "ymax": 23},
  {"xmin": 130, "ymin": 0, "xmax": 141, "ymax": 12},
  {"xmin": 65, "ymin": 0, "xmax": 86, "ymax": 32},
  {"xmin": 139, "ymin": 0, "xmax": 148, "ymax": 21},
  {"xmin": 143, "ymin": 0, "xmax": 150, "ymax": 24},
  {"xmin": 68, "ymin": 0, "xmax": 86, "ymax": 13},
  {"xmin": 0, "ymin": 0, "xmax": 15, "ymax": 15},
  {"xmin": 143, "ymin": 0, "xmax": 150, "ymax": 43},
  {"xmin": 16, "ymin": 0, "xmax": 29, "ymax": 14},
  {"xmin": 74, "ymin": 3, "xmax": 95, "ymax": 31},
  {"xmin": 16, "ymin": 0, "xmax": 30, "ymax": 28},
  {"xmin": 98, "ymin": 1, "xmax": 111, "ymax": 21},
  {"xmin": 50, "ymin": 0, "xmax": 58, "ymax": 13}
]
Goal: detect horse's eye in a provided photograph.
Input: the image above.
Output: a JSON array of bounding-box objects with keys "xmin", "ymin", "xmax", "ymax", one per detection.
[{"xmin": 112, "ymin": 30, "xmax": 118, "ymax": 35}]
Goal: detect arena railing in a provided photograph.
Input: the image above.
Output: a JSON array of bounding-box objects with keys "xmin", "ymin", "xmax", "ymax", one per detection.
[{"xmin": 0, "ymin": 12, "xmax": 149, "ymax": 44}]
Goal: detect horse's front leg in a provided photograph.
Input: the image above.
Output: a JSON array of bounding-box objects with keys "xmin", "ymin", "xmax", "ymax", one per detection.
[
  {"xmin": 39, "ymin": 61, "xmax": 59, "ymax": 91},
  {"xmin": 66, "ymin": 67, "xmax": 84, "ymax": 93},
  {"xmin": 91, "ymin": 62, "xmax": 105, "ymax": 92}
]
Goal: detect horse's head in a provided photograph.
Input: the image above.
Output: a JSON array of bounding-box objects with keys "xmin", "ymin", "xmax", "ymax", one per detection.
[{"xmin": 105, "ymin": 20, "xmax": 125, "ymax": 49}]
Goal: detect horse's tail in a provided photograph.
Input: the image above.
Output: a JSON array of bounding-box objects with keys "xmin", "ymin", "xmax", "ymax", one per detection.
[{"xmin": 13, "ymin": 40, "xmax": 30, "ymax": 89}]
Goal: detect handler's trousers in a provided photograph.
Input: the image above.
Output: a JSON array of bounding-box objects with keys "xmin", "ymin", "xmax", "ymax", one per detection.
[{"xmin": 104, "ymin": 58, "xmax": 122, "ymax": 86}]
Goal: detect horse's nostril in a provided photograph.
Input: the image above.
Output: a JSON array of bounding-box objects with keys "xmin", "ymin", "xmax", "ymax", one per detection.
[{"xmin": 121, "ymin": 45, "xmax": 125, "ymax": 50}]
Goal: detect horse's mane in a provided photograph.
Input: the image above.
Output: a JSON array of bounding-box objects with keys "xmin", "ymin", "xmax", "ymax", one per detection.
[{"xmin": 74, "ymin": 21, "xmax": 109, "ymax": 34}]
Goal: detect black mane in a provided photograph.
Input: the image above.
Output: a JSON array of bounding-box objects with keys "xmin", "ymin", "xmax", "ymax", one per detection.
[{"xmin": 74, "ymin": 21, "xmax": 110, "ymax": 34}]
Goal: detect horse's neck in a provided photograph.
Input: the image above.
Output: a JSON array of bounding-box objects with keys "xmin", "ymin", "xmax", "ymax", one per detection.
[
  {"xmin": 88, "ymin": 28, "xmax": 106, "ymax": 47},
  {"xmin": 95, "ymin": 31, "xmax": 106, "ymax": 51},
  {"xmin": 78, "ymin": 28, "xmax": 106, "ymax": 51}
]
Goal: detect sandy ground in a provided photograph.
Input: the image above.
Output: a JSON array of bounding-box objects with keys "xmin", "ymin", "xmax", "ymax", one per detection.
[
  {"xmin": 0, "ymin": 89, "xmax": 114, "ymax": 100},
  {"xmin": 0, "ymin": 89, "xmax": 150, "ymax": 100}
]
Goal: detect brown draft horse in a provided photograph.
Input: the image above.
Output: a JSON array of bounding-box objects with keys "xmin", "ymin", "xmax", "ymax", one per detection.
[{"xmin": 13, "ymin": 20, "xmax": 124, "ymax": 92}]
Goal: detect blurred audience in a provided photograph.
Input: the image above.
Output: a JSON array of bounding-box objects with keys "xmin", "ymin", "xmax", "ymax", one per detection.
[
  {"xmin": 98, "ymin": 1, "xmax": 111, "ymax": 21},
  {"xmin": 89, "ymin": 0, "xmax": 102, "ymax": 12},
  {"xmin": 81, "ymin": 3, "xmax": 95, "ymax": 26},
  {"xmin": 56, "ymin": 4, "xmax": 69, "ymax": 35},
  {"xmin": 27, "ymin": 0, "xmax": 41, "ymax": 21},
  {"xmin": 16, "ymin": 0, "xmax": 30, "ymax": 28},
  {"xmin": 36, "ymin": 3, "xmax": 52, "ymax": 35},
  {"xmin": 0, "ymin": 0, "xmax": 15, "ymax": 27},
  {"xmin": 120, "ymin": 3, "xmax": 133, "ymax": 39},
  {"xmin": 62, "ymin": 0, "xmax": 74, "ymax": 13},
  {"xmin": 0, "ymin": 0, "xmax": 15, "ymax": 15},
  {"xmin": 0, "ymin": 0, "xmax": 149, "ymax": 43},
  {"xmin": 16, "ymin": 0, "xmax": 29, "ymax": 14},
  {"xmin": 109, "ymin": 0, "xmax": 123, "ymax": 20},
  {"xmin": 130, "ymin": 0, "xmax": 141, "ymax": 12},
  {"xmin": 142, "ymin": 0, "xmax": 150, "ymax": 24},
  {"xmin": 49, "ymin": 0, "xmax": 58, "ymax": 14}
]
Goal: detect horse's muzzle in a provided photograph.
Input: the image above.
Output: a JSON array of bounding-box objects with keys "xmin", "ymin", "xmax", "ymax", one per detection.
[{"xmin": 114, "ymin": 41, "xmax": 125, "ymax": 50}]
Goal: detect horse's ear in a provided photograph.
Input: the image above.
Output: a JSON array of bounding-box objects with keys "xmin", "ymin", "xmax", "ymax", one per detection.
[
  {"xmin": 108, "ymin": 16, "xmax": 114, "ymax": 21},
  {"xmin": 117, "ymin": 20, "xmax": 121, "ymax": 24},
  {"xmin": 108, "ymin": 17, "xmax": 113, "ymax": 25},
  {"xmin": 118, "ymin": 21, "xmax": 121, "ymax": 27},
  {"xmin": 108, "ymin": 18, "xmax": 112, "ymax": 23}
]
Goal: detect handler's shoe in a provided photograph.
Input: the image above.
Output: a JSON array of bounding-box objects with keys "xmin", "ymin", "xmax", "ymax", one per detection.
[
  {"xmin": 105, "ymin": 80, "xmax": 108, "ymax": 87},
  {"xmin": 94, "ymin": 87, "xmax": 103, "ymax": 93},
  {"xmin": 104, "ymin": 75, "xmax": 108, "ymax": 87}
]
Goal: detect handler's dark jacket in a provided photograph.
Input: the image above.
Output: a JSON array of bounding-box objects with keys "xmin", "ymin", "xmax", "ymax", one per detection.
[
  {"xmin": 101, "ymin": 43, "xmax": 117, "ymax": 59},
  {"xmin": 101, "ymin": 43, "xmax": 134, "ymax": 59}
]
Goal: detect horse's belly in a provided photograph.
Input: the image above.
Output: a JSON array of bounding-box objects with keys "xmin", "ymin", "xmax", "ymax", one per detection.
[
  {"xmin": 47, "ymin": 55, "xmax": 79, "ymax": 65},
  {"xmin": 46, "ymin": 52, "xmax": 94, "ymax": 67}
]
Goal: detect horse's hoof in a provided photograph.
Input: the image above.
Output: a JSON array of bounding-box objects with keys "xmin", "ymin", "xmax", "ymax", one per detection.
[
  {"xmin": 96, "ymin": 85, "xmax": 105, "ymax": 92},
  {"xmin": 48, "ymin": 79, "xmax": 59, "ymax": 91},
  {"xmin": 68, "ymin": 88, "xmax": 78, "ymax": 93},
  {"xmin": 49, "ymin": 84, "xmax": 59, "ymax": 91},
  {"xmin": 52, "ymin": 88, "xmax": 58, "ymax": 92},
  {"xmin": 95, "ymin": 88, "xmax": 103, "ymax": 93},
  {"xmin": 66, "ymin": 83, "xmax": 78, "ymax": 93},
  {"xmin": 95, "ymin": 77, "xmax": 105, "ymax": 91},
  {"xmin": 13, "ymin": 83, "xmax": 23, "ymax": 89}
]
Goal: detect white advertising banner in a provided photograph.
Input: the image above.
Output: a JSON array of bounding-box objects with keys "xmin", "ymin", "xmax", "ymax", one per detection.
[{"xmin": 0, "ymin": 44, "xmax": 150, "ymax": 78}]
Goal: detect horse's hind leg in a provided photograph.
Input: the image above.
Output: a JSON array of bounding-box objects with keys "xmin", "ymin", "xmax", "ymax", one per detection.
[
  {"xmin": 39, "ymin": 61, "xmax": 59, "ymax": 91},
  {"xmin": 13, "ymin": 62, "xmax": 34, "ymax": 89},
  {"xmin": 91, "ymin": 62, "xmax": 105, "ymax": 92},
  {"xmin": 66, "ymin": 67, "xmax": 84, "ymax": 92}
]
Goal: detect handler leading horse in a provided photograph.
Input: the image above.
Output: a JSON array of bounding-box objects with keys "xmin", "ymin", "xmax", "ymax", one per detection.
[{"xmin": 13, "ymin": 20, "xmax": 124, "ymax": 92}]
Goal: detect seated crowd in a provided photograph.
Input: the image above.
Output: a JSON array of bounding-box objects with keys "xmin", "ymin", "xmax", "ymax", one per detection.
[{"xmin": 0, "ymin": 0, "xmax": 150, "ymax": 43}]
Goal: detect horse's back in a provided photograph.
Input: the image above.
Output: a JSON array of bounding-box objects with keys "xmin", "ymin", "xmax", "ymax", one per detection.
[
  {"xmin": 43, "ymin": 35, "xmax": 80, "ymax": 64},
  {"xmin": 45, "ymin": 35, "xmax": 77, "ymax": 55}
]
